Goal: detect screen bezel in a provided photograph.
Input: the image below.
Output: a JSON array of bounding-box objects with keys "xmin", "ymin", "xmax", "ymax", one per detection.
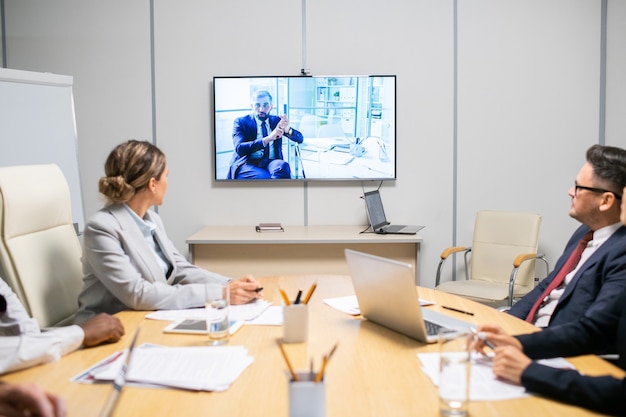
[{"xmin": 212, "ymin": 74, "xmax": 397, "ymax": 182}]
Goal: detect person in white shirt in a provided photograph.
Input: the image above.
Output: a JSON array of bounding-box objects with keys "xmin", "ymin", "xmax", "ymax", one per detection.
[{"xmin": 0, "ymin": 279, "xmax": 124, "ymax": 375}]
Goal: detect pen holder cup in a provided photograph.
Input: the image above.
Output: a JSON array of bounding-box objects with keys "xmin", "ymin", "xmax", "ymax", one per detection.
[
  {"xmin": 289, "ymin": 372, "xmax": 326, "ymax": 417},
  {"xmin": 283, "ymin": 304, "xmax": 309, "ymax": 343},
  {"xmin": 349, "ymin": 143, "xmax": 365, "ymax": 157}
]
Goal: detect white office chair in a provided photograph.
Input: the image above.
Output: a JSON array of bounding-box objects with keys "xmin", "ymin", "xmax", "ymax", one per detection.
[
  {"xmin": 317, "ymin": 123, "xmax": 345, "ymax": 138},
  {"xmin": 435, "ymin": 210, "xmax": 549, "ymax": 308},
  {"xmin": 0, "ymin": 164, "xmax": 83, "ymax": 327},
  {"xmin": 297, "ymin": 115, "xmax": 320, "ymax": 138}
]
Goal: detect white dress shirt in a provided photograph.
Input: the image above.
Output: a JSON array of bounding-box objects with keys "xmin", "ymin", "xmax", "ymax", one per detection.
[
  {"xmin": 124, "ymin": 204, "xmax": 172, "ymax": 277},
  {"xmin": 534, "ymin": 223, "xmax": 621, "ymax": 327},
  {"xmin": 0, "ymin": 279, "xmax": 84, "ymax": 374}
]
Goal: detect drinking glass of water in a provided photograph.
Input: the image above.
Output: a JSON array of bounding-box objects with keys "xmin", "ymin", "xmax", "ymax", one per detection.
[
  {"xmin": 438, "ymin": 329, "xmax": 471, "ymax": 416},
  {"xmin": 205, "ymin": 283, "xmax": 230, "ymax": 345}
]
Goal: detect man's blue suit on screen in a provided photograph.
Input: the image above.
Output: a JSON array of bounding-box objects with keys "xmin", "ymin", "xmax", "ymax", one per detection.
[
  {"xmin": 515, "ymin": 284, "xmax": 626, "ymax": 416},
  {"xmin": 508, "ymin": 224, "xmax": 626, "ymax": 327},
  {"xmin": 228, "ymin": 114, "xmax": 304, "ymax": 179}
]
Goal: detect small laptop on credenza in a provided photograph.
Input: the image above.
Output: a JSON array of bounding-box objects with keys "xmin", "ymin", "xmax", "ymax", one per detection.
[
  {"xmin": 363, "ymin": 190, "xmax": 425, "ymax": 235},
  {"xmin": 345, "ymin": 249, "xmax": 471, "ymax": 343}
]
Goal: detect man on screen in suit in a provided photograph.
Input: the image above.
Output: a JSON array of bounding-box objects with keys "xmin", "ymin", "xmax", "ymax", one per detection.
[
  {"xmin": 228, "ymin": 89, "xmax": 304, "ymax": 179},
  {"xmin": 508, "ymin": 144, "xmax": 626, "ymax": 330}
]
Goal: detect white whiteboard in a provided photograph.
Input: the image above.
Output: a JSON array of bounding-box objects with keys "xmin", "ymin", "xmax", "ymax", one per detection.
[{"xmin": 0, "ymin": 68, "xmax": 84, "ymax": 232}]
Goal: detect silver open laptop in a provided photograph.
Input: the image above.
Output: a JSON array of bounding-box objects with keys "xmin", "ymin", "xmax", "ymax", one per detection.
[
  {"xmin": 345, "ymin": 249, "xmax": 471, "ymax": 343},
  {"xmin": 363, "ymin": 190, "xmax": 425, "ymax": 235}
]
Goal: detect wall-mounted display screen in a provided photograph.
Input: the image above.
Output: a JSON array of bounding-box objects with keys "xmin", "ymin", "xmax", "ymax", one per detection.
[{"xmin": 213, "ymin": 75, "xmax": 396, "ymax": 181}]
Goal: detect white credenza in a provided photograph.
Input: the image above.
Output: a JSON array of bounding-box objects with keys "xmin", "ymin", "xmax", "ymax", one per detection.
[{"xmin": 187, "ymin": 225, "xmax": 422, "ymax": 283}]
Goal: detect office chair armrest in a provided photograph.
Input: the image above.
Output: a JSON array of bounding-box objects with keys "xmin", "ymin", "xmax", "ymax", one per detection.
[
  {"xmin": 439, "ymin": 246, "xmax": 469, "ymax": 260},
  {"xmin": 507, "ymin": 253, "xmax": 550, "ymax": 307},
  {"xmin": 513, "ymin": 253, "xmax": 539, "ymax": 267},
  {"xmin": 436, "ymin": 246, "xmax": 471, "ymax": 286}
]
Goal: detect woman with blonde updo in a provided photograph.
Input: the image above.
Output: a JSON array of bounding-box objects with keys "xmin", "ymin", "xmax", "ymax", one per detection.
[{"xmin": 74, "ymin": 140, "xmax": 262, "ymax": 324}]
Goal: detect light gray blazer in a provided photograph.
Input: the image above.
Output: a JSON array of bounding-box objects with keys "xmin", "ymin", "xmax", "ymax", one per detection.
[{"xmin": 74, "ymin": 204, "xmax": 229, "ymax": 324}]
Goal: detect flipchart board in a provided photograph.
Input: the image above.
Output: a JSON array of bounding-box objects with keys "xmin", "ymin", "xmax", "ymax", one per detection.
[{"xmin": 0, "ymin": 68, "xmax": 85, "ymax": 233}]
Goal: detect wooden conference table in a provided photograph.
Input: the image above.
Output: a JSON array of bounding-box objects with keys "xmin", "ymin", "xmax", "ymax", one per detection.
[{"xmin": 3, "ymin": 275, "xmax": 624, "ymax": 417}]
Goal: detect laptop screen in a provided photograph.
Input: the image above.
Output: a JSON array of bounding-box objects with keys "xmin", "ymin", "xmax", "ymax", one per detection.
[{"xmin": 364, "ymin": 190, "xmax": 388, "ymax": 229}]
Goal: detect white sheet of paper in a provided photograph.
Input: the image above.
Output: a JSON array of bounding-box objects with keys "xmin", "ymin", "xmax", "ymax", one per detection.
[
  {"xmin": 245, "ymin": 306, "xmax": 283, "ymax": 325},
  {"xmin": 73, "ymin": 344, "xmax": 253, "ymax": 392},
  {"xmin": 144, "ymin": 299, "xmax": 271, "ymax": 322},
  {"xmin": 126, "ymin": 345, "xmax": 253, "ymax": 391},
  {"xmin": 417, "ymin": 352, "xmax": 575, "ymax": 401},
  {"xmin": 323, "ymin": 295, "xmax": 434, "ymax": 316}
]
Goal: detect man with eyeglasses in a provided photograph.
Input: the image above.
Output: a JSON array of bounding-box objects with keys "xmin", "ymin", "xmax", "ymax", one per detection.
[
  {"xmin": 472, "ymin": 187, "xmax": 626, "ymax": 416},
  {"xmin": 508, "ymin": 144, "xmax": 626, "ymax": 332},
  {"xmin": 228, "ymin": 89, "xmax": 304, "ymax": 179}
]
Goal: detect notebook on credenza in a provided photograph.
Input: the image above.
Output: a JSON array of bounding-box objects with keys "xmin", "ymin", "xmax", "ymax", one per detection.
[
  {"xmin": 363, "ymin": 190, "xmax": 425, "ymax": 235},
  {"xmin": 344, "ymin": 249, "xmax": 471, "ymax": 343}
]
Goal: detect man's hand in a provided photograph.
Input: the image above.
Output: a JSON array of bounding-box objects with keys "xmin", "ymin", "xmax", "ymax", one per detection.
[
  {"xmin": 79, "ymin": 313, "xmax": 125, "ymax": 347},
  {"xmin": 492, "ymin": 346, "xmax": 532, "ymax": 385},
  {"xmin": 0, "ymin": 382, "xmax": 66, "ymax": 417},
  {"xmin": 229, "ymin": 275, "xmax": 263, "ymax": 305},
  {"xmin": 262, "ymin": 126, "xmax": 284, "ymax": 144},
  {"xmin": 277, "ymin": 114, "xmax": 290, "ymax": 133},
  {"xmin": 473, "ymin": 324, "xmax": 523, "ymax": 354}
]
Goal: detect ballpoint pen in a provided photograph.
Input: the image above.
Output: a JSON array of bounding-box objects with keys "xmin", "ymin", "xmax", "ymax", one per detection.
[
  {"xmin": 100, "ymin": 326, "xmax": 141, "ymax": 417},
  {"xmin": 294, "ymin": 290, "xmax": 303, "ymax": 305},
  {"xmin": 442, "ymin": 305, "xmax": 474, "ymax": 316},
  {"xmin": 470, "ymin": 326, "xmax": 496, "ymax": 350}
]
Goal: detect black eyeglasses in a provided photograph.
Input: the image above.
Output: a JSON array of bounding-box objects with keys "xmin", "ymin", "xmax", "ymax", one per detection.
[{"xmin": 574, "ymin": 183, "xmax": 622, "ymax": 200}]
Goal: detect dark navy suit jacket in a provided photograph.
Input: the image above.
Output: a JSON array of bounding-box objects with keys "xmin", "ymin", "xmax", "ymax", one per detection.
[
  {"xmin": 516, "ymin": 284, "xmax": 626, "ymax": 415},
  {"xmin": 227, "ymin": 114, "xmax": 304, "ymax": 179},
  {"xmin": 509, "ymin": 224, "xmax": 626, "ymax": 327}
]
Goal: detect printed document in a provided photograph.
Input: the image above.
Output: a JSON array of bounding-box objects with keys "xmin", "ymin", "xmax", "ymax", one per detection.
[
  {"xmin": 73, "ymin": 344, "xmax": 253, "ymax": 392},
  {"xmin": 324, "ymin": 295, "xmax": 434, "ymax": 316},
  {"xmin": 417, "ymin": 352, "xmax": 574, "ymax": 401},
  {"xmin": 145, "ymin": 299, "xmax": 271, "ymax": 322}
]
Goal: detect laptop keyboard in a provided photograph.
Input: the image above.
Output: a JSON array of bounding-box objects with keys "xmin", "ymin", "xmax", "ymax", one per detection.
[
  {"xmin": 425, "ymin": 320, "xmax": 444, "ymax": 336},
  {"xmin": 383, "ymin": 225, "xmax": 405, "ymax": 233}
]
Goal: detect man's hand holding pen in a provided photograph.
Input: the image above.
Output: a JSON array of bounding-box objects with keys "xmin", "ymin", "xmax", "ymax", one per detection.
[
  {"xmin": 278, "ymin": 115, "xmax": 292, "ymax": 137},
  {"xmin": 262, "ymin": 115, "xmax": 292, "ymax": 144},
  {"xmin": 471, "ymin": 324, "xmax": 523, "ymax": 354},
  {"xmin": 469, "ymin": 324, "xmax": 532, "ymax": 385}
]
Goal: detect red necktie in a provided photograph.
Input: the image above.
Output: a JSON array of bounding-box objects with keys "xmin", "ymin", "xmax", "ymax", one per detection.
[{"xmin": 525, "ymin": 230, "xmax": 593, "ymax": 323}]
